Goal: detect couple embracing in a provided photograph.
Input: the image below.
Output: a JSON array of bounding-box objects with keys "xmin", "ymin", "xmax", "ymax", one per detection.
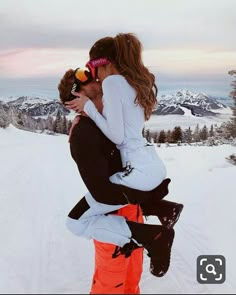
[{"xmin": 58, "ymin": 32, "xmax": 183, "ymax": 294}]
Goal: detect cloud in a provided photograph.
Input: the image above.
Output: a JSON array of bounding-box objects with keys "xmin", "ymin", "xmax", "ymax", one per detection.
[
  {"xmin": 0, "ymin": 0, "xmax": 236, "ymax": 79},
  {"xmin": 1, "ymin": 0, "xmax": 236, "ymax": 51},
  {"xmin": 0, "ymin": 21, "xmax": 101, "ymax": 50},
  {"xmin": 1, "ymin": 46, "xmax": 235, "ymax": 79},
  {"xmin": 0, "ymin": 48, "xmax": 90, "ymax": 78},
  {"xmin": 1, "ymin": 18, "xmax": 236, "ymax": 54}
]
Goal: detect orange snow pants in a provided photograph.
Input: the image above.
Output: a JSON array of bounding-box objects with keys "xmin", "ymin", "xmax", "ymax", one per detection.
[{"xmin": 90, "ymin": 204, "xmax": 144, "ymax": 294}]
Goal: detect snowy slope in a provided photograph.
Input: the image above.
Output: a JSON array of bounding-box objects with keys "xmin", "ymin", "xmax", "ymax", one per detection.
[
  {"xmin": 144, "ymin": 112, "xmax": 232, "ymax": 132},
  {"xmin": 0, "ymin": 125, "xmax": 235, "ymax": 294}
]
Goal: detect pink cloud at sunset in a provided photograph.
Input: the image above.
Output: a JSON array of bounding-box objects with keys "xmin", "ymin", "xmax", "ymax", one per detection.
[
  {"xmin": 0, "ymin": 48, "xmax": 89, "ymax": 78},
  {"xmin": 0, "ymin": 47, "xmax": 235, "ymax": 79}
]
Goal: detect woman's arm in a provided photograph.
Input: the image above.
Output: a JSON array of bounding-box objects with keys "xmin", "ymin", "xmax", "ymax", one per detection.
[
  {"xmin": 66, "ymin": 76, "xmax": 125, "ymax": 145},
  {"xmin": 84, "ymin": 92, "xmax": 124, "ymax": 145},
  {"xmin": 84, "ymin": 77, "xmax": 125, "ymax": 145}
]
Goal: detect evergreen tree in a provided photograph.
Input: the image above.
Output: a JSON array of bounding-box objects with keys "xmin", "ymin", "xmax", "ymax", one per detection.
[
  {"xmin": 46, "ymin": 115, "xmax": 54, "ymax": 132},
  {"xmin": 62, "ymin": 115, "xmax": 67, "ymax": 134},
  {"xmin": 7, "ymin": 107, "xmax": 18, "ymax": 126},
  {"xmin": 158, "ymin": 130, "xmax": 166, "ymax": 143},
  {"xmin": 53, "ymin": 111, "xmax": 63, "ymax": 133},
  {"xmin": 200, "ymin": 125, "xmax": 209, "ymax": 141},
  {"xmin": 184, "ymin": 127, "xmax": 193, "ymax": 143},
  {"xmin": 172, "ymin": 126, "xmax": 183, "ymax": 143},
  {"xmin": 67, "ymin": 120, "xmax": 72, "ymax": 135},
  {"xmin": 215, "ymin": 124, "xmax": 224, "ymax": 139},
  {"xmin": 209, "ymin": 124, "xmax": 214, "ymax": 137},
  {"xmin": 153, "ymin": 131, "xmax": 158, "ymax": 143},
  {"xmin": 166, "ymin": 130, "xmax": 173, "ymax": 143},
  {"xmin": 227, "ymin": 70, "xmax": 236, "ymax": 137},
  {"xmin": 193, "ymin": 124, "xmax": 200, "ymax": 142},
  {"xmin": 16, "ymin": 112, "xmax": 24, "ymax": 126},
  {"xmin": 0, "ymin": 105, "xmax": 10, "ymax": 128}
]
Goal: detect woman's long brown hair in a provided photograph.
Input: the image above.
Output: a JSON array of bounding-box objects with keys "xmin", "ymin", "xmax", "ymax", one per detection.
[
  {"xmin": 58, "ymin": 69, "xmax": 76, "ymax": 104},
  {"xmin": 89, "ymin": 33, "xmax": 158, "ymax": 120}
]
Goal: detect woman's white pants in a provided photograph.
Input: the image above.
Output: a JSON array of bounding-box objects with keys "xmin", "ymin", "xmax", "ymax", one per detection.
[
  {"xmin": 66, "ymin": 193, "xmax": 131, "ymax": 247},
  {"xmin": 111, "ymin": 144, "xmax": 167, "ymax": 190},
  {"xmin": 66, "ymin": 145, "xmax": 166, "ymax": 247}
]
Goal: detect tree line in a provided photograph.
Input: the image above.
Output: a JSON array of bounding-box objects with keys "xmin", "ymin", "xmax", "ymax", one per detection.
[
  {"xmin": 0, "ymin": 106, "xmax": 72, "ymax": 135},
  {"xmin": 142, "ymin": 123, "xmax": 233, "ymax": 145}
]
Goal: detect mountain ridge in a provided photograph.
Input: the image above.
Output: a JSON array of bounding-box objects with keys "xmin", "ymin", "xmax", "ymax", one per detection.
[
  {"xmin": 154, "ymin": 89, "xmax": 230, "ymax": 117},
  {"xmin": 0, "ymin": 89, "xmax": 232, "ymax": 118}
]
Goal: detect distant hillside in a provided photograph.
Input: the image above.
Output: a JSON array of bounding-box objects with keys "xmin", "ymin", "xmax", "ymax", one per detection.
[
  {"xmin": 154, "ymin": 89, "xmax": 230, "ymax": 117},
  {"xmin": 0, "ymin": 90, "xmax": 231, "ymax": 120}
]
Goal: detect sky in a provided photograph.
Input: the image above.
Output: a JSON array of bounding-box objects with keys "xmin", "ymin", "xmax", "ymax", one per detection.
[{"xmin": 0, "ymin": 0, "xmax": 236, "ymax": 97}]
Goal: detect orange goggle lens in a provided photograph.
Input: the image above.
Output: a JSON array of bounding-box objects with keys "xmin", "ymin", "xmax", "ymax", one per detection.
[{"xmin": 74, "ymin": 67, "xmax": 92, "ymax": 83}]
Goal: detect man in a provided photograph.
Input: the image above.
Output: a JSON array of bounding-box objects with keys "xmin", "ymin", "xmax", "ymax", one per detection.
[
  {"xmin": 59, "ymin": 70, "xmax": 144, "ymax": 294},
  {"xmin": 91, "ymin": 205, "xmax": 144, "ymax": 294},
  {"xmin": 58, "ymin": 69, "xmax": 183, "ymax": 293}
]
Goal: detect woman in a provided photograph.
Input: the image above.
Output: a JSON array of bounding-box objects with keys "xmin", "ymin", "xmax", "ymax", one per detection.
[
  {"xmin": 59, "ymin": 67, "xmax": 181, "ymax": 278},
  {"xmin": 65, "ymin": 33, "xmax": 183, "ymax": 225},
  {"xmin": 66, "ymin": 33, "xmax": 166, "ymax": 191}
]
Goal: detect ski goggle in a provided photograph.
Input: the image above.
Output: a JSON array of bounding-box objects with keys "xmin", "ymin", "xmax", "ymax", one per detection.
[
  {"xmin": 86, "ymin": 57, "xmax": 111, "ymax": 79},
  {"xmin": 68, "ymin": 67, "xmax": 93, "ymax": 101},
  {"xmin": 74, "ymin": 67, "xmax": 93, "ymax": 84}
]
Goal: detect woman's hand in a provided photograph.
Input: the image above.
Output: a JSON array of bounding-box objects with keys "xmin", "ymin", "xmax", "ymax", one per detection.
[{"xmin": 65, "ymin": 92, "xmax": 90, "ymax": 112}]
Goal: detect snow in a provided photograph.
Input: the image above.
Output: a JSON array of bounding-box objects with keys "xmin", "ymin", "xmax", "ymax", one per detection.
[
  {"xmin": 0, "ymin": 125, "xmax": 236, "ymax": 294},
  {"xmin": 145, "ymin": 112, "xmax": 232, "ymax": 132},
  {"xmin": 0, "ymin": 96, "xmax": 20, "ymax": 103}
]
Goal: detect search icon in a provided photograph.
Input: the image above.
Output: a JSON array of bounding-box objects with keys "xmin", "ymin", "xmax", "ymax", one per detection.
[{"xmin": 206, "ymin": 264, "xmax": 217, "ymax": 275}]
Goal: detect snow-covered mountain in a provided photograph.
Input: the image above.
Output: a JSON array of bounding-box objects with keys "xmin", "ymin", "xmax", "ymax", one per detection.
[
  {"xmin": 0, "ymin": 96, "xmax": 69, "ymax": 117},
  {"xmin": 0, "ymin": 90, "xmax": 231, "ymax": 119},
  {"xmin": 0, "ymin": 90, "xmax": 232, "ymax": 131},
  {"xmin": 154, "ymin": 89, "xmax": 230, "ymax": 117}
]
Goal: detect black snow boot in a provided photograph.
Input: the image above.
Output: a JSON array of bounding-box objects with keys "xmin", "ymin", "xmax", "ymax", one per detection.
[
  {"xmin": 141, "ymin": 199, "xmax": 184, "ymax": 229},
  {"xmin": 126, "ymin": 221, "xmax": 175, "ymax": 277}
]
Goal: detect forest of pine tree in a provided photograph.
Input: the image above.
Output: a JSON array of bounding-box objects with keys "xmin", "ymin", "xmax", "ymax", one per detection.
[{"xmin": 226, "ymin": 70, "xmax": 236, "ymax": 137}]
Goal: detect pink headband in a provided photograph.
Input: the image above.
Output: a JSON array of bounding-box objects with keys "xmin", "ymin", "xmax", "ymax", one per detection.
[{"xmin": 86, "ymin": 57, "xmax": 110, "ymax": 69}]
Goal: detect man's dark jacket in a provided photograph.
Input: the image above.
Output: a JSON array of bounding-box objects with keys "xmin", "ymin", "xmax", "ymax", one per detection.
[{"xmin": 69, "ymin": 116, "xmax": 128, "ymax": 205}]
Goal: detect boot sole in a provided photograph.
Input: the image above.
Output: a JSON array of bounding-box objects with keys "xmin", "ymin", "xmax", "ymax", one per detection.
[
  {"xmin": 164, "ymin": 204, "xmax": 184, "ymax": 229},
  {"xmin": 149, "ymin": 228, "xmax": 175, "ymax": 277}
]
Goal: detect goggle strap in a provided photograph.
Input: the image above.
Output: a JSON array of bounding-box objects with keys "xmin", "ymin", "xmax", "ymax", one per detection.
[{"xmin": 71, "ymin": 83, "xmax": 77, "ymax": 93}]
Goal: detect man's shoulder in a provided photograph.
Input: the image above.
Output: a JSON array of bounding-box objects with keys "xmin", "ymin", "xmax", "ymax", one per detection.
[
  {"xmin": 71, "ymin": 116, "xmax": 110, "ymax": 144},
  {"xmin": 73, "ymin": 116, "xmax": 98, "ymax": 133}
]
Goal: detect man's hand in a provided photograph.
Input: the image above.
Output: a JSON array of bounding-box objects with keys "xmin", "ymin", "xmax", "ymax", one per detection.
[{"xmin": 65, "ymin": 92, "xmax": 89, "ymax": 113}]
